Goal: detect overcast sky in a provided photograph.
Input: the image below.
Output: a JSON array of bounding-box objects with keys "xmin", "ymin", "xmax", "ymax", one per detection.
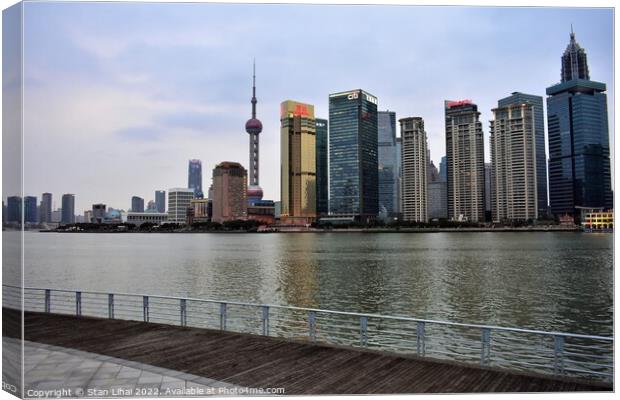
[{"xmin": 15, "ymin": 2, "xmax": 614, "ymax": 212}]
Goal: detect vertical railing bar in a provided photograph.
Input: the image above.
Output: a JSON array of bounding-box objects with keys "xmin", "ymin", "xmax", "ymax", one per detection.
[
  {"xmin": 481, "ymin": 328, "xmax": 491, "ymax": 366},
  {"xmin": 417, "ymin": 321, "xmax": 426, "ymax": 356},
  {"xmin": 75, "ymin": 291, "xmax": 82, "ymax": 316},
  {"xmin": 220, "ymin": 303, "xmax": 227, "ymax": 331},
  {"xmin": 180, "ymin": 299, "xmax": 187, "ymax": 327},
  {"xmin": 262, "ymin": 306, "xmax": 269, "ymax": 336},
  {"xmin": 143, "ymin": 296, "xmax": 149, "ymax": 322},
  {"xmin": 44, "ymin": 289, "xmax": 51, "ymax": 313},
  {"xmin": 308, "ymin": 311, "xmax": 317, "ymax": 342},
  {"xmin": 108, "ymin": 294, "xmax": 114, "ymax": 319},
  {"xmin": 360, "ymin": 316, "xmax": 368, "ymax": 347}
]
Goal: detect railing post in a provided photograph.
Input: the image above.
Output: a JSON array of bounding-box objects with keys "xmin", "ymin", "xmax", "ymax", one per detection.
[
  {"xmin": 417, "ymin": 322, "xmax": 426, "ymax": 356},
  {"xmin": 262, "ymin": 306, "xmax": 269, "ymax": 336},
  {"xmin": 481, "ymin": 328, "xmax": 491, "ymax": 366},
  {"xmin": 108, "ymin": 294, "xmax": 114, "ymax": 319},
  {"xmin": 360, "ymin": 316, "xmax": 368, "ymax": 346},
  {"xmin": 44, "ymin": 289, "xmax": 51, "ymax": 313},
  {"xmin": 180, "ymin": 299, "xmax": 187, "ymax": 327},
  {"xmin": 308, "ymin": 311, "xmax": 316, "ymax": 342},
  {"xmin": 143, "ymin": 296, "xmax": 149, "ymax": 322},
  {"xmin": 219, "ymin": 302, "xmax": 227, "ymax": 331},
  {"xmin": 75, "ymin": 291, "xmax": 82, "ymax": 316},
  {"xmin": 554, "ymin": 335, "xmax": 565, "ymax": 375}
]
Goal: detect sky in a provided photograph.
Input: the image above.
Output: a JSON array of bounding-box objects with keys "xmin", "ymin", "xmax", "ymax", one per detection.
[{"xmin": 9, "ymin": 2, "xmax": 615, "ymax": 212}]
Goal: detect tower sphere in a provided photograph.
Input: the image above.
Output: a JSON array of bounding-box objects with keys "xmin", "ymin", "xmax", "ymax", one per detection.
[{"xmin": 245, "ymin": 118, "xmax": 263, "ymax": 135}]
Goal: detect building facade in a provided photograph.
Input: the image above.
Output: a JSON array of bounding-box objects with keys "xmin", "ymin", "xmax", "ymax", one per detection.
[
  {"xmin": 6, "ymin": 196, "xmax": 21, "ymax": 223},
  {"xmin": 484, "ymin": 163, "xmax": 492, "ymax": 221},
  {"xmin": 498, "ymin": 92, "xmax": 547, "ymax": 218},
  {"xmin": 189, "ymin": 198, "xmax": 210, "ymax": 223},
  {"xmin": 126, "ymin": 212, "xmax": 168, "ymax": 226},
  {"xmin": 400, "ymin": 117, "xmax": 428, "ymax": 222},
  {"xmin": 546, "ymin": 31, "xmax": 613, "ymax": 220},
  {"xmin": 188, "ymin": 159, "xmax": 203, "ymax": 199},
  {"xmin": 131, "ymin": 196, "xmax": 144, "ymax": 213},
  {"xmin": 445, "ymin": 100, "xmax": 485, "ymax": 222},
  {"xmin": 328, "ymin": 89, "xmax": 379, "ymax": 221},
  {"xmin": 167, "ymin": 188, "xmax": 194, "ymax": 224},
  {"xmin": 315, "ymin": 118, "xmax": 329, "ymax": 216},
  {"xmin": 212, "ymin": 162, "xmax": 248, "ymax": 223},
  {"xmin": 24, "ymin": 196, "xmax": 37, "ymax": 223},
  {"xmin": 92, "ymin": 204, "xmax": 106, "ymax": 223},
  {"xmin": 490, "ymin": 104, "xmax": 538, "ymax": 222},
  {"xmin": 280, "ymin": 100, "xmax": 317, "ymax": 225},
  {"xmin": 61, "ymin": 194, "xmax": 75, "ymax": 224},
  {"xmin": 40, "ymin": 193, "xmax": 52, "ymax": 223},
  {"xmin": 378, "ymin": 111, "xmax": 398, "ymax": 221},
  {"xmin": 155, "ymin": 190, "xmax": 166, "ymax": 213}
]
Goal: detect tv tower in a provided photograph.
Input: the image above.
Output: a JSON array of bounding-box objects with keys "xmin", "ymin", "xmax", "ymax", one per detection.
[{"xmin": 245, "ymin": 59, "xmax": 264, "ymax": 204}]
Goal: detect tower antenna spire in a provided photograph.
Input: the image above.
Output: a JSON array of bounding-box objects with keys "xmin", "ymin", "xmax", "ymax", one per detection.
[{"xmin": 251, "ymin": 58, "xmax": 257, "ymax": 119}]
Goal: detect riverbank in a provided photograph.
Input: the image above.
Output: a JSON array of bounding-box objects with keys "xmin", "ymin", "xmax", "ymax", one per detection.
[{"xmin": 38, "ymin": 226, "xmax": 586, "ymax": 233}]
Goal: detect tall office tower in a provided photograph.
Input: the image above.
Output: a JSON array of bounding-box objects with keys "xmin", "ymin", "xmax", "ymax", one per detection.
[
  {"xmin": 24, "ymin": 196, "xmax": 37, "ymax": 223},
  {"xmin": 188, "ymin": 159, "xmax": 203, "ymax": 199},
  {"xmin": 378, "ymin": 111, "xmax": 398, "ymax": 221},
  {"xmin": 439, "ymin": 156, "xmax": 447, "ymax": 182},
  {"xmin": 428, "ymin": 160, "xmax": 440, "ymax": 183},
  {"xmin": 546, "ymin": 30, "xmax": 612, "ymax": 219},
  {"xmin": 212, "ymin": 162, "xmax": 248, "ymax": 223},
  {"xmin": 6, "ymin": 196, "xmax": 21, "ymax": 223},
  {"xmin": 155, "ymin": 190, "xmax": 166, "ymax": 213},
  {"xmin": 490, "ymin": 104, "xmax": 538, "ymax": 222},
  {"xmin": 280, "ymin": 100, "xmax": 317, "ymax": 225},
  {"xmin": 445, "ymin": 100, "xmax": 485, "ymax": 222},
  {"xmin": 400, "ymin": 117, "xmax": 428, "ymax": 222},
  {"xmin": 167, "ymin": 188, "xmax": 194, "ymax": 224},
  {"xmin": 395, "ymin": 136, "xmax": 402, "ymax": 217},
  {"xmin": 92, "ymin": 204, "xmax": 106, "ymax": 223},
  {"xmin": 61, "ymin": 194, "xmax": 75, "ymax": 224},
  {"xmin": 315, "ymin": 118, "xmax": 329, "ymax": 216},
  {"xmin": 498, "ymin": 92, "xmax": 547, "ymax": 218},
  {"xmin": 245, "ymin": 61, "xmax": 264, "ymax": 205},
  {"xmin": 40, "ymin": 192, "xmax": 52, "ymax": 223},
  {"xmin": 484, "ymin": 163, "xmax": 492, "ymax": 221},
  {"xmin": 328, "ymin": 89, "xmax": 379, "ymax": 221},
  {"xmin": 131, "ymin": 196, "xmax": 145, "ymax": 213}
]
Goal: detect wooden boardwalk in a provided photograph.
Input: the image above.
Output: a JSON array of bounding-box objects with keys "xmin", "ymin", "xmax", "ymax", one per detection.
[{"xmin": 3, "ymin": 308, "xmax": 612, "ymax": 394}]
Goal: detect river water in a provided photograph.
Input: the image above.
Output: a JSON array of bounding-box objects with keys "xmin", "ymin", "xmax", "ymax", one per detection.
[{"xmin": 10, "ymin": 231, "xmax": 612, "ymax": 336}]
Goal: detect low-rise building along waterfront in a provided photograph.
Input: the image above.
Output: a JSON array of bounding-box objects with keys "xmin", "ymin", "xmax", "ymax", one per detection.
[{"xmin": 167, "ymin": 188, "xmax": 194, "ymax": 224}]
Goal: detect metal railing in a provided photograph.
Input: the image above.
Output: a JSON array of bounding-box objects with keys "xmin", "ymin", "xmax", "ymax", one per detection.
[{"xmin": 2, "ymin": 284, "xmax": 613, "ymax": 383}]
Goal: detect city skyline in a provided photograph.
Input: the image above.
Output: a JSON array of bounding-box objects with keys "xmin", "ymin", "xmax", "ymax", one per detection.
[{"xmin": 8, "ymin": 3, "xmax": 614, "ymax": 212}]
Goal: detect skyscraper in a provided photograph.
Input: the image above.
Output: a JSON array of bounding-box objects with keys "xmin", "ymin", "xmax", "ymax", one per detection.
[
  {"xmin": 212, "ymin": 162, "xmax": 248, "ymax": 223},
  {"xmin": 245, "ymin": 61, "xmax": 264, "ymax": 205},
  {"xmin": 328, "ymin": 89, "xmax": 379, "ymax": 221},
  {"xmin": 400, "ymin": 117, "xmax": 428, "ymax": 222},
  {"xmin": 498, "ymin": 92, "xmax": 547, "ymax": 218},
  {"xmin": 188, "ymin": 159, "xmax": 203, "ymax": 199},
  {"xmin": 61, "ymin": 194, "xmax": 75, "ymax": 224},
  {"xmin": 280, "ymin": 100, "xmax": 317, "ymax": 225},
  {"xmin": 490, "ymin": 103, "xmax": 538, "ymax": 222},
  {"xmin": 6, "ymin": 196, "xmax": 20, "ymax": 223},
  {"xmin": 131, "ymin": 196, "xmax": 145, "ymax": 213},
  {"xmin": 439, "ymin": 156, "xmax": 447, "ymax": 182},
  {"xmin": 546, "ymin": 30, "xmax": 612, "ymax": 219},
  {"xmin": 445, "ymin": 100, "xmax": 485, "ymax": 222},
  {"xmin": 378, "ymin": 111, "xmax": 398, "ymax": 221},
  {"xmin": 484, "ymin": 163, "xmax": 492, "ymax": 221},
  {"xmin": 40, "ymin": 192, "xmax": 52, "ymax": 223},
  {"xmin": 315, "ymin": 118, "xmax": 329, "ymax": 216},
  {"xmin": 167, "ymin": 188, "xmax": 194, "ymax": 224},
  {"xmin": 155, "ymin": 190, "xmax": 166, "ymax": 213},
  {"xmin": 24, "ymin": 196, "xmax": 38, "ymax": 223}
]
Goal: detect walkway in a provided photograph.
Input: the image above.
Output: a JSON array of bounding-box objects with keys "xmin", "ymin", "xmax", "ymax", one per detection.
[{"xmin": 3, "ymin": 308, "xmax": 612, "ymax": 394}]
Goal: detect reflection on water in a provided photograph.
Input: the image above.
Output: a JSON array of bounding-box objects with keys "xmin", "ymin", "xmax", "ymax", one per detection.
[{"xmin": 17, "ymin": 231, "xmax": 613, "ymax": 335}]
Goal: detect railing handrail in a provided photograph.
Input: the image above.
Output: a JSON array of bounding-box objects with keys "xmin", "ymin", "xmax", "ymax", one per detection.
[{"xmin": 3, "ymin": 284, "xmax": 614, "ymax": 342}]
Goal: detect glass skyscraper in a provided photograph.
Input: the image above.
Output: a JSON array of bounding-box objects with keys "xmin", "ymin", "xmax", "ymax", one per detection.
[
  {"xmin": 155, "ymin": 190, "xmax": 166, "ymax": 213},
  {"xmin": 61, "ymin": 194, "xmax": 75, "ymax": 224},
  {"xmin": 188, "ymin": 159, "xmax": 203, "ymax": 199},
  {"xmin": 328, "ymin": 89, "xmax": 378, "ymax": 221},
  {"xmin": 546, "ymin": 30, "xmax": 612, "ymax": 219},
  {"xmin": 131, "ymin": 196, "xmax": 145, "ymax": 213},
  {"xmin": 40, "ymin": 192, "xmax": 52, "ymax": 223},
  {"xmin": 24, "ymin": 196, "xmax": 38, "ymax": 223},
  {"xmin": 378, "ymin": 111, "xmax": 398, "ymax": 221},
  {"xmin": 498, "ymin": 92, "xmax": 547, "ymax": 218},
  {"xmin": 315, "ymin": 118, "xmax": 328, "ymax": 216}
]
